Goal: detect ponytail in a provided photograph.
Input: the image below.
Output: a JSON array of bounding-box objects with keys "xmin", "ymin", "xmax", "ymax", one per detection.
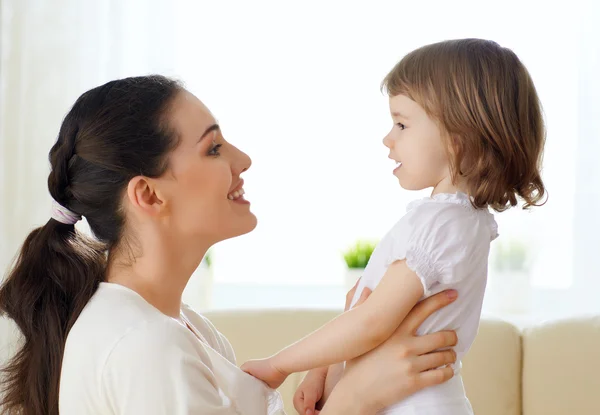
[
  {"xmin": 0, "ymin": 74, "xmax": 182, "ymax": 414},
  {"xmin": 0, "ymin": 219, "xmax": 105, "ymax": 415}
]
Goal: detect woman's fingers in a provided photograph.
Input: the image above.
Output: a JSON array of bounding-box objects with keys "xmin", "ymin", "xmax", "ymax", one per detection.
[
  {"xmin": 353, "ymin": 287, "xmax": 372, "ymax": 309},
  {"xmin": 415, "ymin": 366, "xmax": 455, "ymax": 389},
  {"xmin": 302, "ymin": 390, "xmax": 319, "ymax": 415},
  {"xmin": 344, "ymin": 278, "xmax": 372, "ymax": 311},
  {"xmin": 410, "ymin": 331, "xmax": 458, "ymax": 355},
  {"xmin": 344, "ymin": 278, "xmax": 361, "ymax": 311},
  {"xmin": 293, "ymin": 390, "xmax": 304, "ymax": 413},
  {"xmin": 413, "ymin": 349, "xmax": 457, "ymax": 373},
  {"xmin": 401, "ymin": 290, "xmax": 458, "ymax": 333}
]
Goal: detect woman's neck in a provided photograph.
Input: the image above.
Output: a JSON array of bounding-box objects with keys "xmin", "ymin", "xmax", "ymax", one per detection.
[{"xmin": 106, "ymin": 233, "xmax": 209, "ymax": 318}]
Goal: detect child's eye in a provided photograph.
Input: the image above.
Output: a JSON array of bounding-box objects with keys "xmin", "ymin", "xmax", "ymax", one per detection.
[
  {"xmin": 396, "ymin": 123, "xmax": 406, "ymax": 131},
  {"xmin": 208, "ymin": 143, "xmax": 222, "ymax": 156}
]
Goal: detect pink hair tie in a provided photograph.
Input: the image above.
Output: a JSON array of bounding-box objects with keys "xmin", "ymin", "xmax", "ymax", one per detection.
[{"xmin": 51, "ymin": 199, "xmax": 82, "ymax": 225}]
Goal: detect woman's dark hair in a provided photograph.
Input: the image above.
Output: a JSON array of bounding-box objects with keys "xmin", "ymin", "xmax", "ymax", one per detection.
[{"xmin": 0, "ymin": 75, "xmax": 183, "ymax": 415}]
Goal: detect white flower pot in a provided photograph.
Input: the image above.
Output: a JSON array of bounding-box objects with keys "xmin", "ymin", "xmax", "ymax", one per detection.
[{"xmin": 345, "ymin": 268, "xmax": 365, "ymax": 293}]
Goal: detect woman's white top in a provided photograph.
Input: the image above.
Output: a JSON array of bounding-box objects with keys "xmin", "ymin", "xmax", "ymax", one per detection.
[{"xmin": 59, "ymin": 282, "xmax": 284, "ymax": 415}]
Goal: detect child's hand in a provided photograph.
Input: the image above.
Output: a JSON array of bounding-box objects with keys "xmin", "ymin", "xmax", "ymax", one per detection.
[
  {"xmin": 241, "ymin": 358, "xmax": 288, "ymax": 389},
  {"xmin": 293, "ymin": 367, "xmax": 328, "ymax": 415}
]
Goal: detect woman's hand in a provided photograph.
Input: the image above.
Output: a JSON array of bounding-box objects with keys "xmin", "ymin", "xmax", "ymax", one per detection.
[
  {"xmin": 321, "ymin": 289, "xmax": 459, "ymax": 415},
  {"xmin": 344, "ymin": 278, "xmax": 372, "ymax": 312},
  {"xmin": 293, "ymin": 366, "xmax": 328, "ymax": 415}
]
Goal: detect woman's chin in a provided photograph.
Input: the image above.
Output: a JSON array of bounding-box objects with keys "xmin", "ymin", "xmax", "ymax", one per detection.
[
  {"xmin": 223, "ymin": 213, "xmax": 258, "ymax": 240},
  {"xmin": 241, "ymin": 213, "xmax": 258, "ymax": 234}
]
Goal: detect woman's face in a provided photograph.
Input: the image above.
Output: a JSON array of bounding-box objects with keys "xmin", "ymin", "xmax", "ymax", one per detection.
[{"xmin": 156, "ymin": 90, "xmax": 256, "ymax": 244}]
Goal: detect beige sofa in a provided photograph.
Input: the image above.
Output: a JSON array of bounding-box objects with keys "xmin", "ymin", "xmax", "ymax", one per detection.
[{"xmin": 204, "ymin": 309, "xmax": 600, "ymax": 415}]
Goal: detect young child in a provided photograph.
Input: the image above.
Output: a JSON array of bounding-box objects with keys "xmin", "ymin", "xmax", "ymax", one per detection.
[{"xmin": 241, "ymin": 38, "xmax": 546, "ymax": 414}]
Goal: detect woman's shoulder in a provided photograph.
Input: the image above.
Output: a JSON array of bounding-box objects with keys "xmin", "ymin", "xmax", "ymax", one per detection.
[
  {"xmin": 65, "ymin": 283, "xmax": 235, "ymax": 365},
  {"xmin": 67, "ymin": 283, "xmax": 172, "ymax": 341},
  {"xmin": 64, "ymin": 283, "xmax": 194, "ymax": 365},
  {"xmin": 61, "ymin": 283, "xmax": 208, "ymax": 409}
]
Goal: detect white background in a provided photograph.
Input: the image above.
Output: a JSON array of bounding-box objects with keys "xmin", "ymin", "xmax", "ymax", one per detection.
[{"xmin": 1, "ymin": 0, "xmax": 598, "ymax": 323}]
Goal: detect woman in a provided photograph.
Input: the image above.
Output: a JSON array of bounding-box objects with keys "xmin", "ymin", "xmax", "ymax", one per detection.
[{"xmin": 0, "ymin": 75, "xmax": 458, "ymax": 415}]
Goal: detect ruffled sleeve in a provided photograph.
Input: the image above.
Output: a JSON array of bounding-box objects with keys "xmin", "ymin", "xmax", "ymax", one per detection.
[{"xmin": 385, "ymin": 200, "xmax": 492, "ymax": 296}]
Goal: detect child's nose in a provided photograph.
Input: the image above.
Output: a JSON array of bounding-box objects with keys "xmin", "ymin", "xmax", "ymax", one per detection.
[{"xmin": 382, "ymin": 135, "xmax": 393, "ymax": 149}]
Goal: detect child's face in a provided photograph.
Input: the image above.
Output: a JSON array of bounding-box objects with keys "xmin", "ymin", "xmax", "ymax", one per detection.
[{"xmin": 383, "ymin": 94, "xmax": 451, "ymax": 191}]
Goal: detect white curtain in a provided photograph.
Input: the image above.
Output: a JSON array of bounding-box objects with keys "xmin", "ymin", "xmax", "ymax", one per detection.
[
  {"xmin": 0, "ymin": 0, "xmax": 177, "ymax": 273},
  {"xmin": 0, "ymin": 0, "xmax": 177, "ymax": 364},
  {"xmin": 570, "ymin": 0, "xmax": 600, "ymax": 317},
  {"xmin": 170, "ymin": 0, "xmax": 599, "ymax": 321},
  {"xmin": 1, "ymin": 0, "xmax": 598, "ymax": 322}
]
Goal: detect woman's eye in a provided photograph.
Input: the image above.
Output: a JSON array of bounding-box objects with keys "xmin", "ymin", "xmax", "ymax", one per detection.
[
  {"xmin": 396, "ymin": 123, "xmax": 406, "ymax": 130},
  {"xmin": 208, "ymin": 143, "xmax": 222, "ymax": 156}
]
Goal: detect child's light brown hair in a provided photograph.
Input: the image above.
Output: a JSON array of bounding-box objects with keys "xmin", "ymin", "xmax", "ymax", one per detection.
[{"xmin": 382, "ymin": 38, "xmax": 546, "ymax": 212}]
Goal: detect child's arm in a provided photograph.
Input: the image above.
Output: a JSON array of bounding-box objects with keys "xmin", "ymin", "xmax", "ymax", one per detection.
[
  {"xmin": 273, "ymin": 260, "xmax": 424, "ymax": 371},
  {"xmin": 241, "ymin": 260, "xmax": 424, "ymax": 388}
]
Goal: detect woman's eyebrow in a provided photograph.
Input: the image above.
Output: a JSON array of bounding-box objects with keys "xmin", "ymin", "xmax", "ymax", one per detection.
[{"xmin": 198, "ymin": 123, "xmax": 220, "ymax": 142}]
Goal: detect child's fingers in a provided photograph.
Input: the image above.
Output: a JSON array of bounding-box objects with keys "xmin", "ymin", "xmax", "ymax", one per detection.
[{"xmin": 303, "ymin": 390, "xmax": 319, "ymax": 415}]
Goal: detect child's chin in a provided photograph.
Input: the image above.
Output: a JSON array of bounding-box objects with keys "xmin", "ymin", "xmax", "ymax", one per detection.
[{"xmin": 398, "ymin": 179, "xmax": 427, "ymax": 192}]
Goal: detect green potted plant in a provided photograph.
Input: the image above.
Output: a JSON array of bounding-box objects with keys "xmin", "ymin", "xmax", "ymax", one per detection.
[{"xmin": 342, "ymin": 239, "xmax": 377, "ymax": 291}]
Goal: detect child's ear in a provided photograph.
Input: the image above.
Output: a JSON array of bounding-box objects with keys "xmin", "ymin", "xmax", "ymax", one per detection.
[{"xmin": 126, "ymin": 176, "xmax": 165, "ymax": 217}]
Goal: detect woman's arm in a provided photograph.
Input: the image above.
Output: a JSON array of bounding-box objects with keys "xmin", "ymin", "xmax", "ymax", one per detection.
[{"xmin": 319, "ymin": 290, "xmax": 459, "ymax": 415}]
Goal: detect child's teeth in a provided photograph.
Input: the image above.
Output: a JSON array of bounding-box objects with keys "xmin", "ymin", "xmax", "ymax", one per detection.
[{"xmin": 228, "ymin": 188, "xmax": 245, "ymax": 200}]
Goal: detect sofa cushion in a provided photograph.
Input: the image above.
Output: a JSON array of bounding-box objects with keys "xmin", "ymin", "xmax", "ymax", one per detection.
[
  {"xmin": 204, "ymin": 309, "xmax": 522, "ymax": 415},
  {"xmin": 463, "ymin": 317, "xmax": 522, "ymax": 415},
  {"xmin": 522, "ymin": 316, "xmax": 600, "ymax": 415}
]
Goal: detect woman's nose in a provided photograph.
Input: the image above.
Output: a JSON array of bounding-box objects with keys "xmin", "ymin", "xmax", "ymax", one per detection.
[{"xmin": 232, "ymin": 145, "xmax": 252, "ymax": 175}]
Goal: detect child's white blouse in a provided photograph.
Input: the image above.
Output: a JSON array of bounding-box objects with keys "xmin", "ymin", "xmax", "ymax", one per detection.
[{"xmin": 350, "ymin": 192, "xmax": 499, "ymax": 414}]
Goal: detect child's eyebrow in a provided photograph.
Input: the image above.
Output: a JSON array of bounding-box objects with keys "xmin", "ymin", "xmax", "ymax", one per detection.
[{"xmin": 391, "ymin": 112, "xmax": 410, "ymax": 120}]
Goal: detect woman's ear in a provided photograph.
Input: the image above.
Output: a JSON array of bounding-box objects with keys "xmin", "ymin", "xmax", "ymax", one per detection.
[{"xmin": 126, "ymin": 176, "xmax": 165, "ymax": 218}]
